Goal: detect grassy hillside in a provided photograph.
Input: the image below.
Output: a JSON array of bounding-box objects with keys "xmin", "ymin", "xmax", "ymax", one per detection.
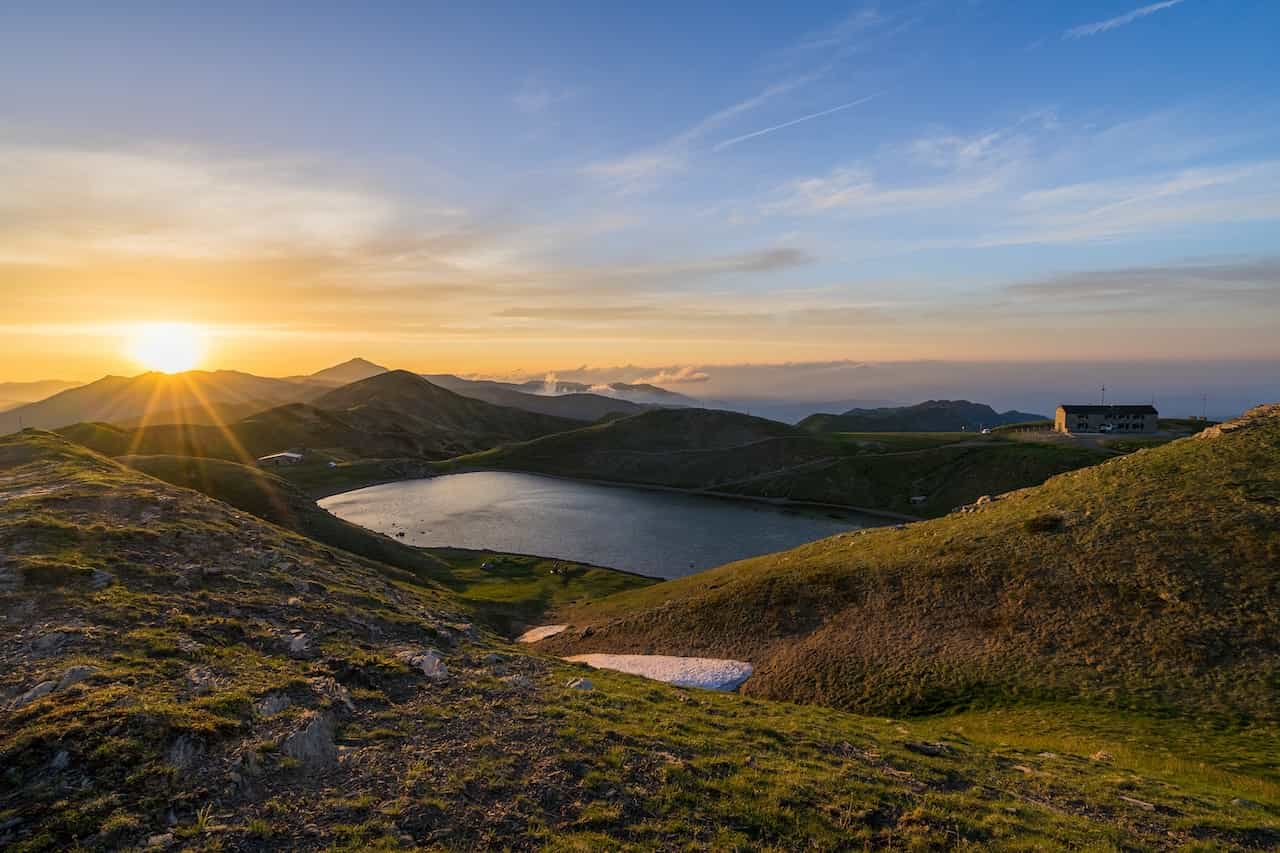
[
  {"xmin": 543, "ymin": 405, "xmax": 1280, "ymax": 722},
  {"xmin": 3, "ymin": 430, "xmax": 1278, "ymax": 850},
  {"xmin": 452, "ymin": 408, "xmax": 1109, "ymax": 517},
  {"xmin": 800, "ymin": 400, "xmax": 1045, "ymax": 433}
]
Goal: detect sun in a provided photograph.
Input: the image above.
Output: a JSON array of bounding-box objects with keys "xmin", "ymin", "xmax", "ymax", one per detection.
[{"xmin": 127, "ymin": 323, "xmax": 206, "ymax": 373}]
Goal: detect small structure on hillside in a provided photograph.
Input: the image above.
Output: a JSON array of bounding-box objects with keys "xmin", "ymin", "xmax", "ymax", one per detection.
[
  {"xmin": 257, "ymin": 451, "xmax": 304, "ymax": 466},
  {"xmin": 1054, "ymin": 404, "xmax": 1158, "ymax": 434}
]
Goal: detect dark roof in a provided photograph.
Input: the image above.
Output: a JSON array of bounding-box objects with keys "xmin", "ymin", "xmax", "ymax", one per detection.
[{"xmin": 1057, "ymin": 404, "xmax": 1158, "ymax": 414}]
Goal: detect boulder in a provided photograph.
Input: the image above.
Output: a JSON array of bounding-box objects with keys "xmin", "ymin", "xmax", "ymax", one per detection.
[
  {"xmin": 185, "ymin": 666, "xmax": 217, "ymax": 695},
  {"xmin": 282, "ymin": 712, "xmax": 337, "ymax": 769},
  {"xmin": 309, "ymin": 676, "xmax": 355, "ymax": 713},
  {"xmin": 12, "ymin": 681, "xmax": 56, "ymax": 709},
  {"xmin": 285, "ymin": 632, "xmax": 311, "ymax": 657},
  {"xmin": 167, "ymin": 735, "xmax": 203, "ymax": 770},
  {"xmin": 56, "ymin": 665, "xmax": 98, "ymax": 691},
  {"xmin": 567, "ymin": 677, "xmax": 594, "ymax": 691},
  {"xmin": 254, "ymin": 692, "xmax": 292, "ymax": 717},
  {"xmin": 396, "ymin": 649, "xmax": 448, "ymax": 682}
]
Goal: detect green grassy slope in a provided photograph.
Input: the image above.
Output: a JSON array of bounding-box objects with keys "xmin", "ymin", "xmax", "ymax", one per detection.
[
  {"xmin": 452, "ymin": 408, "xmax": 1109, "ymax": 516},
  {"xmin": 3, "ymin": 430, "xmax": 1279, "ymax": 850},
  {"xmin": 544, "ymin": 405, "xmax": 1280, "ymax": 721}
]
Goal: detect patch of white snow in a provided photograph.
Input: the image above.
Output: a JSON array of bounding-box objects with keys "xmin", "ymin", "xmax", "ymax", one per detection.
[
  {"xmin": 516, "ymin": 624, "xmax": 569, "ymax": 643},
  {"xmin": 564, "ymin": 654, "xmax": 753, "ymax": 691}
]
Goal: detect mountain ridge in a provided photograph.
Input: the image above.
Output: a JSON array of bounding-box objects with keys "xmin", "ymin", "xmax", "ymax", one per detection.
[{"xmin": 800, "ymin": 399, "xmax": 1046, "ymax": 433}]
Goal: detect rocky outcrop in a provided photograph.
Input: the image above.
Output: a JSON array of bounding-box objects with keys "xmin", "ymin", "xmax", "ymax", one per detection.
[{"xmin": 281, "ymin": 712, "xmax": 337, "ymax": 769}]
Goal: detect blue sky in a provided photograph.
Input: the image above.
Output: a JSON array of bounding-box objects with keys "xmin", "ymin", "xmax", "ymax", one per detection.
[{"xmin": 2, "ymin": 0, "xmax": 1278, "ymax": 385}]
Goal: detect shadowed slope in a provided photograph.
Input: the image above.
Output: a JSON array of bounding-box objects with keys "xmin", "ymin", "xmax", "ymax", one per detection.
[{"xmin": 544, "ymin": 405, "xmax": 1280, "ymax": 720}]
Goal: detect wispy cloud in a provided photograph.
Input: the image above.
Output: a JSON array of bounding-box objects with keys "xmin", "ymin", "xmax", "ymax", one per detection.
[
  {"xmin": 763, "ymin": 164, "xmax": 1010, "ymax": 217},
  {"xmin": 712, "ymin": 94, "xmax": 880, "ymax": 152},
  {"xmin": 1004, "ymin": 257, "xmax": 1280, "ymax": 309},
  {"xmin": 633, "ymin": 366, "xmax": 711, "ymax": 385},
  {"xmin": 513, "ymin": 80, "xmax": 575, "ymax": 114},
  {"xmin": 583, "ymin": 78, "xmax": 811, "ymax": 192},
  {"xmin": 1064, "ymin": 0, "xmax": 1185, "ymax": 40}
]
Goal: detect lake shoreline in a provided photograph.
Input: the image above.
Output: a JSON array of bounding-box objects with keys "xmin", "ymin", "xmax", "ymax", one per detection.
[
  {"xmin": 422, "ymin": 544, "xmax": 665, "ymax": 582},
  {"xmin": 321, "ymin": 470, "xmax": 901, "ymax": 579},
  {"xmin": 438, "ymin": 465, "xmax": 924, "ymax": 523}
]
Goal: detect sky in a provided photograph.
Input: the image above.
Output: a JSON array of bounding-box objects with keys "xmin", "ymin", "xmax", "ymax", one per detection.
[{"xmin": 2, "ymin": 0, "xmax": 1279, "ymax": 393}]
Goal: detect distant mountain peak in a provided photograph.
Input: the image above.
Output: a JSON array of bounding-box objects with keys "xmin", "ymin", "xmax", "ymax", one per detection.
[{"xmin": 308, "ymin": 357, "xmax": 389, "ymax": 385}]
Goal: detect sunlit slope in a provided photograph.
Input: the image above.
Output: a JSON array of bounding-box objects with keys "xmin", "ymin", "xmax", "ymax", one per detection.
[{"xmin": 544, "ymin": 405, "xmax": 1280, "ymax": 719}]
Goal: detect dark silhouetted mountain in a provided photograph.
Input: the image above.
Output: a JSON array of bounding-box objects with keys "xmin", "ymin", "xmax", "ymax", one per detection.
[
  {"xmin": 799, "ymin": 400, "xmax": 1045, "ymax": 433},
  {"xmin": 304, "ymin": 357, "xmax": 390, "ymax": 386},
  {"xmin": 2, "ymin": 370, "xmax": 322, "ymax": 431}
]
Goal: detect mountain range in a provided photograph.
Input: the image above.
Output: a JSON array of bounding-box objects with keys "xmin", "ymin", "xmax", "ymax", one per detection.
[
  {"xmin": 56, "ymin": 371, "xmax": 578, "ymax": 463},
  {"xmin": 2, "ymin": 359, "xmax": 698, "ymax": 432}
]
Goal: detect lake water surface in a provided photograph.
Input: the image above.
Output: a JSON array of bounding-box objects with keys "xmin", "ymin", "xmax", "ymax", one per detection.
[{"xmin": 320, "ymin": 471, "xmax": 888, "ymax": 579}]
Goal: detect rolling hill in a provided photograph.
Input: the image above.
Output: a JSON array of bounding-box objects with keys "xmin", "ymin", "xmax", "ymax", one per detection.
[
  {"xmin": 2, "ymin": 360, "xmax": 404, "ymax": 432},
  {"xmin": 2, "ymin": 430, "xmax": 1278, "ymax": 849},
  {"xmin": 800, "ymin": 400, "xmax": 1046, "ymax": 433},
  {"xmin": 55, "ymin": 371, "xmax": 579, "ymax": 463},
  {"xmin": 541, "ymin": 405, "xmax": 1280, "ymax": 721},
  {"xmin": 450, "ymin": 407, "xmax": 1108, "ymax": 516},
  {"xmin": 1, "ymin": 370, "xmax": 324, "ymax": 431},
  {"xmin": 423, "ymin": 373, "xmax": 649, "ymax": 421},
  {"xmin": 0, "ymin": 379, "xmax": 83, "ymax": 413}
]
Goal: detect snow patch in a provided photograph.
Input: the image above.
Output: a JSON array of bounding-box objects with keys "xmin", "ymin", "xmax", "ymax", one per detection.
[
  {"xmin": 565, "ymin": 654, "xmax": 753, "ymax": 692},
  {"xmin": 516, "ymin": 624, "xmax": 569, "ymax": 643}
]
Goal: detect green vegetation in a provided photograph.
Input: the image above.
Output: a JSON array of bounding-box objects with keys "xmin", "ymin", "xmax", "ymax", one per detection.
[
  {"xmin": 544, "ymin": 406, "xmax": 1280, "ymax": 724},
  {"xmin": 2, "ymin": 428, "xmax": 1279, "ymax": 849},
  {"xmin": 452, "ymin": 408, "xmax": 1110, "ymax": 517}
]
